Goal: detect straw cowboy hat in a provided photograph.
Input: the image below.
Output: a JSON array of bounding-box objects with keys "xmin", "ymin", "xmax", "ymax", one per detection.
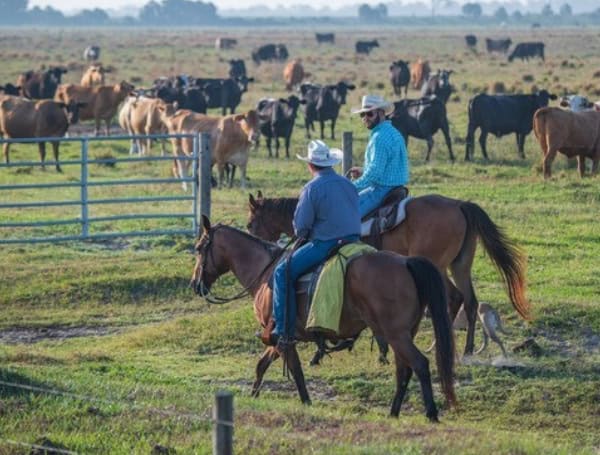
[
  {"xmin": 351, "ymin": 94, "xmax": 394, "ymax": 115},
  {"xmin": 297, "ymin": 140, "xmax": 342, "ymax": 167}
]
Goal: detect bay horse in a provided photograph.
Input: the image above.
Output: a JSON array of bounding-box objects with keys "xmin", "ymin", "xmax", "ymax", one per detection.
[
  {"xmin": 247, "ymin": 191, "xmax": 530, "ymax": 356},
  {"xmin": 190, "ymin": 216, "xmax": 456, "ymax": 421}
]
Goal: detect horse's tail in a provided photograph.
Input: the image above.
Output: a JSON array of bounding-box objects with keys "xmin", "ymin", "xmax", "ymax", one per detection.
[
  {"xmin": 406, "ymin": 256, "xmax": 456, "ymax": 407},
  {"xmin": 460, "ymin": 201, "xmax": 531, "ymax": 320}
]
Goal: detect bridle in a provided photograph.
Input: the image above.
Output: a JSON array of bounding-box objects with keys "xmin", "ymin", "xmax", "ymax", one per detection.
[{"xmin": 195, "ymin": 225, "xmax": 293, "ymax": 305}]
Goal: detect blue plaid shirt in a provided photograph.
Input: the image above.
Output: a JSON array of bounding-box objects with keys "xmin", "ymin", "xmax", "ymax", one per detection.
[{"xmin": 353, "ymin": 120, "xmax": 410, "ymax": 192}]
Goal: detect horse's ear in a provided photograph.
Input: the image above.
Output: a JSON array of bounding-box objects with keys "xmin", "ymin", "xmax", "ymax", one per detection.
[
  {"xmin": 257, "ymin": 189, "xmax": 264, "ymax": 200},
  {"xmin": 249, "ymin": 193, "xmax": 257, "ymax": 209},
  {"xmin": 201, "ymin": 214, "xmax": 211, "ymax": 233}
]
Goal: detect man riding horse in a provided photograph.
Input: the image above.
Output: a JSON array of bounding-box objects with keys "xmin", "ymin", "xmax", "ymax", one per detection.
[{"xmin": 264, "ymin": 140, "xmax": 361, "ymax": 348}]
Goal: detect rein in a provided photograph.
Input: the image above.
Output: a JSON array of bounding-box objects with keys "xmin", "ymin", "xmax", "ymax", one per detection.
[{"xmin": 199, "ymin": 226, "xmax": 295, "ymax": 305}]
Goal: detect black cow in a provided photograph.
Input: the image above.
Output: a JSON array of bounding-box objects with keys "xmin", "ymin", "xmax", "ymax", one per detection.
[
  {"xmin": 465, "ymin": 35, "xmax": 477, "ymax": 49},
  {"xmin": 421, "ymin": 69, "xmax": 453, "ymax": 104},
  {"xmin": 389, "ymin": 60, "xmax": 410, "ymax": 97},
  {"xmin": 485, "ymin": 38, "xmax": 512, "ymax": 54},
  {"xmin": 388, "ymin": 98, "xmax": 454, "ymax": 162},
  {"xmin": 197, "ymin": 76, "xmax": 254, "ymax": 115},
  {"xmin": 0, "ymin": 83, "xmax": 21, "ymax": 95},
  {"xmin": 17, "ymin": 67, "xmax": 68, "ymax": 99},
  {"xmin": 153, "ymin": 78, "xmax": 207, "ymax": 114},
  {"xmin": 508, "ymin": 42, "xmax": 545, "ymax": 62},
  {"xmin": 315, "ymin": 33, "xmax": 335, "ymax": 44},
  {"xmin": 252, "ymin": 44, "xmax": 288, "ymax": 65},
  {"xmin": 300, "ymin": 81, "xmax": 355, "ymax": 140},
  {"xmin": 228, "ymin": 59, "xmax": 247, "ymax": 79},
  {"xmin": 355, "ymin": 40, "xmax": 379, "ymax": 55},
  {"xmin": 465, "ymin": 90, "xmax": 557, "ymax": 161},
  {"xmin": 257, "ymin": 95, "xmax": 306, "ymax": 158}
]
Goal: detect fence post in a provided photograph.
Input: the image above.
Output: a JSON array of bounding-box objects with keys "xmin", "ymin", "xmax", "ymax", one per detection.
[
  {"xmin": 213, "ymin": 391, "xmax": 233, "ymax": 455},
  {"xmin": 342, "ymin": 131, "xmax": 352, "ymax": 176},
  {"xmin": 192, "ymin": 134, "xmax": 199, "ymax": 235},
  {"xmin": 80, "ymin": 138, "xmax": 89, "ymax": 239},
  {"xmin": 199, "ymin": 132, "xmax": 211, "ymax": 219}
]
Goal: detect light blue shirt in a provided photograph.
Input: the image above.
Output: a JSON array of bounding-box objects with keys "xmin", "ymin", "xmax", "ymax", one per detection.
[
  {"xmin": 293, "ymin": 168, "xmax": 361, "ymax": 241},
  {"xmin": 353, "ymin": 120, "xmax": 410, "ymax": 192}
]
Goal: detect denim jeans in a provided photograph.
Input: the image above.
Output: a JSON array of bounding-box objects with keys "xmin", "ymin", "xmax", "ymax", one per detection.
[
  {"xmin": 272, "ymin": 235, "xmax": 359, "ymax": 338},
  {"xmin": 358, "ymin": 185, "xmax": 395, "ymax": 218}
]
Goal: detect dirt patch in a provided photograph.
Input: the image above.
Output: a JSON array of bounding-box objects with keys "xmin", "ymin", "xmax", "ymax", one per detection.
[{"xmin": 0, "ymin": 325, "xmax": 122, "ymax": 345}]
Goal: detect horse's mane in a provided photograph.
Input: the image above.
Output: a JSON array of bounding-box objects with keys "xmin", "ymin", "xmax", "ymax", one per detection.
[
  {"xmin": 261, "ymin": 197, "xmax": 298, "ymax": 217},
  {"xmin": 217, "ymin": 224, "xmax": 282, "ymax": 256}
]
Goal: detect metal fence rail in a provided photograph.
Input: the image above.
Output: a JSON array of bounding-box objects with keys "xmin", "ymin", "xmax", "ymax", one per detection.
[{"xmin": 0, "ymin": 132, "xmax": 212, "ymax": 244}]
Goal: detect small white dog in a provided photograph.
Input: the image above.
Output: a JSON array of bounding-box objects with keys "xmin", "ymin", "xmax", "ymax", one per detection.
[{"xmin": 427, "ymin": 302, "xmax": 509, "ymax": 356}]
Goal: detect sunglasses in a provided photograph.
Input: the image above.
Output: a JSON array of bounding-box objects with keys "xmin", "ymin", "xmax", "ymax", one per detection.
[{"xmin": 360, "ymin": 110, "xmax": 376, "ymax": 119}]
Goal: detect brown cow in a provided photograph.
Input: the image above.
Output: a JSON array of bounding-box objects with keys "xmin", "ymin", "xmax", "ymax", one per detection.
[
  {"xmin": 81, "ymin": 64, "xmax": 109, "ymax": 87},
  {"xmin": 533, "ymin": 107, "xmax": 600, "ymax": 178},
  {"xmin": 118, "ymin": 95, "xmax": 176, "ymax": 156},
  {"xmin": 283, "ymin": 59, "xmax": 308, "ymax": 92},
  {"xmin": 0, "ymin": 95, "xmax": 83, "ymax": 172},
  {"xmin": 54, "ymin": 81, "xmax": 134, "ymax": 136},
  {"xmin": 160, "ymin": 108, "xmax": 259, "ymax": 190},
  {"xmin": 410, "ymin": 58, "xmax": 431, "ymax": 90}
]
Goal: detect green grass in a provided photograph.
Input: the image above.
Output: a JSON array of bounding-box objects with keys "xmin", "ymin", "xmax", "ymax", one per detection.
[{"xmin": 1, "ymin": 27, "xmax": 600, "ymax": 454}]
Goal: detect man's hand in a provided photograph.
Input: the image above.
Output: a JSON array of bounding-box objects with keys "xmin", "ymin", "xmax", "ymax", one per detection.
[{"xmin": 348, "ymin": 167, "xmax": 363, "ymax": 179}]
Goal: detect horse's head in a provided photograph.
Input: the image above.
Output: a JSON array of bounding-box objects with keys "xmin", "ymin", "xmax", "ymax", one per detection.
[
  {"xmin": 247, "ymin": 191, "xmax": 280, "ymax": 242},
  {"xmin": 190, "ymin": 215, "xmax": 228, "ymax": 297}
]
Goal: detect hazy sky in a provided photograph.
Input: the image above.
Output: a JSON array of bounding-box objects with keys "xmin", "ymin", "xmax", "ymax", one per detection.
[{"xmin": 28, "ymin": 0, "xmax": 359, "ymax": 13}]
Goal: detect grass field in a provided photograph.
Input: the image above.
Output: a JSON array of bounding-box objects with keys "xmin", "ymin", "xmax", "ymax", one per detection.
[{"xmin": 1, "ymin": 27, "xmax": 599, "ymax": 454}]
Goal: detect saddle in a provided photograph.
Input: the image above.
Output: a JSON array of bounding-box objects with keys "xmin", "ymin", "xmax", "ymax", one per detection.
[{"xmin": 360, "ymin": 186, "xmax": 411, "ymax": 238}]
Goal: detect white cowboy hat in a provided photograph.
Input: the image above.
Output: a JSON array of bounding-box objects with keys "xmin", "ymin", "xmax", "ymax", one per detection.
[
  {"xmin": 297, "ymin": 140, "xmax": 342, "ymax": 167},
  {"xmin": 351, "ymin": 94, "xmax": 394, "ymax": 115}
]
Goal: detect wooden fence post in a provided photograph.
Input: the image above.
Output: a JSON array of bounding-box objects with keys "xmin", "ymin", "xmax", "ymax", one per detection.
[
  {"xmin": 342, "ymin": 131, "xmax": 353, "ymax": 176},
  {"xmin": 199, "ymin": 132, "xmax": 211, "ymax": 219},
  {"xmin": 213, "ymin": 391, "xmax": 233, "ymax": 455}
]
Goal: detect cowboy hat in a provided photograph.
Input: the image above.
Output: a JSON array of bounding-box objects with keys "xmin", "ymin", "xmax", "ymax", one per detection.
[
  {"xmin": 297, "ymin": 140, "xmax": 342, "ymax": 167},
  {"xmin": 351, "ymin": 94, "xmax": 394, "ymax": 115}
]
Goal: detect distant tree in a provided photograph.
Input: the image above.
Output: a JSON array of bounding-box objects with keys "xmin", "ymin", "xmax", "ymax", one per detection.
[
  {"xmin": 358, "ymin": 3, "xmax": 387, "ymax": 21},
  {"xmin": 493, "ymin": 6, "xmax": 508, "ymax": 21},
  {"xmin": 462, "ymin": 2, "xmax": 482, "ymax": 18},
  {"xmin": 541, "ymin": 3, "xmax": 554, "ymax": 16},
  {"xmin": 512, "ymin": 9, "xmax": 523, "ymax": 19},
  {"xmin": 28, "ymin": 5, "xmax": 65, "ymax": 24},
  {"xmin": 0, "ymin": 0, "xmax": 28, "ymax": 23},
  {"xmin": 139, "ymin": 0, "xmax": 218, "ymax": 25},
  {"xmin": 559, "ymin": 3, "xmax": 572, "ymax": 16},
  {"xmin": 71, "ymin": 8, "xmax": 110, "ymax": 25}
]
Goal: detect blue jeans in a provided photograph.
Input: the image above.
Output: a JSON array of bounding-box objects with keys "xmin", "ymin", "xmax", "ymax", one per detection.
[
  {"xmin": 272, "ymin": 235, "xmax": 359, "ymax": 338},
  {"xmin": 358, "ymin": 185, "xmax": 395, "ymax": 218}
]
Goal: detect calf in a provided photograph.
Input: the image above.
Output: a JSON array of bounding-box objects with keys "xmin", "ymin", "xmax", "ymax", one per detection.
[
  {"xmin": 228, "ymin": 59, "xmax": 246, "ymax": 79},
  {"xmin": 508, "ymin": 42, "xmax": 545, "ymax": 62},
  {"xmin": 17, "ymin": 67, "xmax": 68, "ymax": 99},
  {"xmin": 0, "ymin": 96, "xmax": 83, "ymax": 172},
  {"xmin": 410, "ymin": 58, "xmax": 431, "ymax": 90},
  {"xmin": 300, "ymin": 81, "xmax": 355, "ymax": 140},
  {"xmin": 533, "ymin": 107, "xmax": 600, "ymax": 178},
  {"xmin": 465, "ymin": 90, "xmax": 557, "ymax": 160},
  {"xmin": 388, "ymin": 97, "xmax": 454, "ymax": 162},
  {"xmin": 257, "ymin": 95, "xmax": 306, "ymax": 158},
  {"xmin": 55, "ymin": 81, "xmax": 135, "ymax": 136},
  {"xmin": 560, "ymin": 95, "xmax": 594, "ymax": 112},
  {"xmin": 485, "ymin": 38, "xmax": 512, "ymax": 54},
  {"xmin": 119, "ymin": 96, "xmax": 176, "ymax": 156},
  {"xmin": 389, "ymin": 60, "xmax": 410, "ymax": 97},
  {"xmin": 355, "ymin": 40, "xmax": 379, "ymax": 55},
  {"xmin": 283, "ymin": 59, "xmax": 306, "ymax": 91},
  {"xmin": 215, "ymin": 37, "xmax": 237, "ymax": 50},
  {"xmin": 465, "ymin": 34, "xmax": 477, "ymax": 49},
  {"xmin": 83, "ymin": 45, "xmax": 100, "ymax": 61},
  {"xmin": 161, "ymin": 109, "xmax": 259, "ymax": 189},
  {"xmin": 252, "ymin": 44, "xmax": 288, "ymax": 65},
  {"xmin": 421, "ymin": 69, "xmax": 453, "ymax": 104},
  {"xmin": 315, "ymin": 33, "xmax": 335, "ymax": 44}
]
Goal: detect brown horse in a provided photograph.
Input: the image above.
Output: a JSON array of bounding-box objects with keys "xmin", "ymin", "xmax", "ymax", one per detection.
[
  {"xmin": 247, "ymin": 191, "xmax": 530, "ymax": 356},
  {"xmin": 190, "ymin": 216, "xmax": 456, "ymax": 421}
]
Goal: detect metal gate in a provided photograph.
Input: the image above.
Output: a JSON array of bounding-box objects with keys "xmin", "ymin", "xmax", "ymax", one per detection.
[{"xmin": 0, "ymin": 133, "xmax": 211, "ymax": 244}]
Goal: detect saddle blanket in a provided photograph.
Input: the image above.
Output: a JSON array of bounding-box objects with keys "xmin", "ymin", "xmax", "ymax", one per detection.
[
  {"xmin": 305, "ymin": 242, "xmax": 376, "ymax": 334},
  {"xmin": 360, "ymin": 196, "xmax": 413, "ymax": 237}
]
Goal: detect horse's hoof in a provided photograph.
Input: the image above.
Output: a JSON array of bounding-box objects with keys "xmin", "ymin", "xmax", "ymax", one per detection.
[{"xmin": 427, "ymin": 413, "xmax": 440, "ymax": 423}]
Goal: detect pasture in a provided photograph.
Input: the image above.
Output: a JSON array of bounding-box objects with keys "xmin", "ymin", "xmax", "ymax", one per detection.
[{"xmin": 1, "ymin": 27, "xmax": 599, "ymax": 454}]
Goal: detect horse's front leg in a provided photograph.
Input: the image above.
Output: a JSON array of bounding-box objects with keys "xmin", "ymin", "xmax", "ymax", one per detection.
[
  {"xmin": 252, "ymin": 347, "xmax": 279, "ymax": 398},
  {"xmin": 281, "ymin": 344, "xmax": 311, "ymax": 405}
]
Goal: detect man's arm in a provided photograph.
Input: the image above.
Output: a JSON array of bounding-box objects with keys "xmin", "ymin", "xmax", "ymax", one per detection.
[
  {"xmin": 292, "ymin": 186, "xmax": 315, "ymax": 239},
  {"xmin": 353, "ymin": 138, "xmax": 391, "ymax": 189}
]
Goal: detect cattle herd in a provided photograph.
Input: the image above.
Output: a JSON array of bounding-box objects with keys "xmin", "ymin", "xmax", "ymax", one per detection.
[{"xmin": 1, "ymin": 31, "xmax": 599, "ymax": 184}]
